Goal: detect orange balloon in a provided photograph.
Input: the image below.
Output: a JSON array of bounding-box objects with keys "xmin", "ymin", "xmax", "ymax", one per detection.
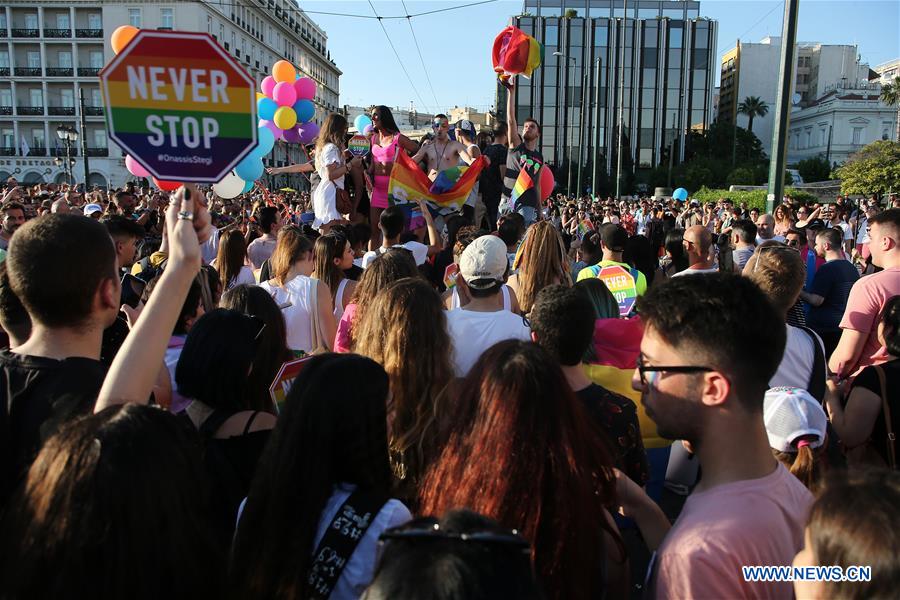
[
  {"xmin": 272, "ymin": 60, "xmax": 296, "ymax": 83},
  {"xmin": 111, "ymin": 25, "xmax": 139, "ymax": 54},
  {"xmin": 153, "ymin": 177, "xmax": 181, "ymax": 192}
]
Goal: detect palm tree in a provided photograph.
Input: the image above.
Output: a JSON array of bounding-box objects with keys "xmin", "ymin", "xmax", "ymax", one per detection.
[
  {"xmin": 737, "ymin": 96, "xmax": 769, "ymax": 135},
  {"xmin": 880, "ymin": 76, "xmax": 900, "ymax": 143}
]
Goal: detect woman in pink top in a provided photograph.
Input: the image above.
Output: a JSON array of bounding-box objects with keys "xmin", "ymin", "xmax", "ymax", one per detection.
[{"xmin": 369, "ymin": 106, "xmax": 418, "ymax": 250}]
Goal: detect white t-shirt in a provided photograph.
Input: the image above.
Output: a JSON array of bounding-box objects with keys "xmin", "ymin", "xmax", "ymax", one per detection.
[
  {"xmin": 211, "ymin": 260, "xmax": 256, "ymax": 290},
  {"xmin": 670, "ymin": 267, "xmax": 719, "ymax": 277},
  {"xmin": 770, "ymin": 324, "xmax": 826, "ymax": 392},
  {"xmin": 755, "ymin": 234, "xmax": 786, "ymax": 245},
  {"xmin": 361, "ymin": 241, "xmax": 429, "ymax": 268},
  {"xmin": 259, "ymin": 275, "xmax": 317, "ymax": 353},
  {"xmin": 445, "ymin": 308, "xmax": 531, "ymax": 376}
]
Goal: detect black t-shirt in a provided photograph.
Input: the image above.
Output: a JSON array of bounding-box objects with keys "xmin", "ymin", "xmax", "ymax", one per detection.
[
  {"xmin": 851, "ymin": 358, "xmax": 899, "ymax": 465},
  {"xmin": 502, "ymin": 143, "xmax": 544, "ymax": 211},
  {"xmin": 100, "ymin": 314, "xmax": 130, "ymax": 368},
  {"xmin": 575, "ymin": 383, "xmax": 649, "ymax": 486},
  {"xmin": 343, "ymin": 264, "xmax": 363, "ymax": 282},
  {"xmin": 807, "ymin": 259, "xmax": 859, "ymax": 332},
  {"xmin": 481, "ymin": 143, "xmax": 508, "ymax": 198},
  {"xmin": 0, "ymin": 350, "xmax": 105, "ymax": 503}
]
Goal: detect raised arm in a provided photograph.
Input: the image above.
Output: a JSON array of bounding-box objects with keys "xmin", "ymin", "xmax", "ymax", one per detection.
[
  {"xmin": 398, "ymin": 134, "xmax": 419, "ymax": 154},
  {"xmin": 505, "ymin": 79, "xmax": 522, "ymax": 148},
  {"xmin": 417, "ymin": 197, "xmax": 441, "ymax": 256}
]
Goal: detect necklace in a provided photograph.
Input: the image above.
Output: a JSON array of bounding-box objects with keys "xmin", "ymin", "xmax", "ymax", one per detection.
[{"xmin": 433, "ymin": 138, "xmax": 449, "ymax": 168}]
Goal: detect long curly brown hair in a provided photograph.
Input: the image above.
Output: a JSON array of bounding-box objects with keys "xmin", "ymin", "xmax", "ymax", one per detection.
[
  {"xmin": 513, "ymin": 221, "xmax": 570, "ymax": 314},
  {"xmin": 354, "ymin": 278, "xmax": 454, "ymax": 502}
]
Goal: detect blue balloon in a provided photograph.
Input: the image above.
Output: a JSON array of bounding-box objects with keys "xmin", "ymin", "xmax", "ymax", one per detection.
[
  {"xmin": 293, "ymin": 99, "xmax": 315, "ymax": 124},
  {"xmin": 242, "ymin": 179, "xmax": 254, "ymax": 194},
  {"xmin": 258, "ymin": 97, "xmax": 277, "ymax": 121},
  {"xmin": 673, "ymin": 187, "xmax": 688, "ymax": 201},
  {"xmin": 354, "ymin": 114, "xmax": 372, "ymax": 132},
  {"xmin": 235, "ymin": 154, "xmax": 264, "ymax": 182},
  {"xmin": 255, "ymin": 125, "xmax": 275, "ymax": 156}
]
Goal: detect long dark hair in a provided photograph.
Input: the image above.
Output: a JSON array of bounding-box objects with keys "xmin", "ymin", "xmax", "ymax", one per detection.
[
  {"xmin": 348, "ymin": 248, "xmax": 419, "ymax": 349},
  {"xmin": 220, "ymin": 284, "xmax": 291, "ymax": 412},
  {"xmin": 216, "ymin": 229, "xmax": 249, "ymax": 291},
  {"xmin": 230, "ymin": 354, "xmax": 392, "ymax": 599},
  {"xmin": 664, "ymin": 228, "xmax": 689, "ymax": 273},
  {"xmin": 419, "ymin": 340, "xmax": 621, "ymax": 600},
  {"xmin": 0, "ymin": 405, "xmax": 222, "ymax": 600},
  {"xmin": 373, "ymin": 105, "xmax": 400, "ymax": 135},
  {"xmin": 312, "ymin": 232, "xmax": 347, "ymax": 303}
]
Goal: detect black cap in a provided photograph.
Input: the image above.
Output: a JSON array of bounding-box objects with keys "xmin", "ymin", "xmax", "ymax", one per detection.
[
  {"xmin": 600, "ymin": 223, "xmax": 627, "ymax": 252},
  {"xmin": 798, "ymin": 218, "xmax": 826, "ymax": 231}
]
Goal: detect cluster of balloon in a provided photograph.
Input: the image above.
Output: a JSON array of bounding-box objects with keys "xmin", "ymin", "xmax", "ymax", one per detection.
[
  {"xmin": 112, "ymin": 25, "xmax": 184, "ymax": 191},
  {"xmin": 213, "ymin": 60, "xmax": 320, "ymax": 198},
  {"xmin": 353, "ymin": 114, "xmax": 375, "ymax": 136},
  {"xmin": 492, "ymin": 25, "xmax": 544, "ymax": 84}
]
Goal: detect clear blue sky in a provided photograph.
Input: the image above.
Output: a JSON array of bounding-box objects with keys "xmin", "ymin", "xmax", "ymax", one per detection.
[{"xmin": 305, "ymin": 0, "xmax": 900, "ymax": 114}]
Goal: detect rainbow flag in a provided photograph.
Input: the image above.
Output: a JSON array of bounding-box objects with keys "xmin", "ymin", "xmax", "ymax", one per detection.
[
  {"xmin": 493, "ymin": 26, "xmax": 544, "ymax": 80},
  {"xmin": 577, "ymin": 218, "xmax": 595, "ymax": 239},
  {"xmin": 584, "ymin": 316, "xmax": 669, "ymax": 449},
  {"xmin": 388, "ymin": 151, "xmax": 485, "ymax": 211}
]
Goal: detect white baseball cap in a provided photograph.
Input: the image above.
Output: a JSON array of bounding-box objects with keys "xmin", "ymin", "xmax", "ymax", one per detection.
[
  {"xmin": 459, "ymin": 235, "xmax": 508, "ymax": 290},
  {"xmin": 763, "ymin": 387, "xmax": 827, "ymax": 453},
  {"xmin": 83, "ymin": 203, "xmax": 102, "ymax": 216}
]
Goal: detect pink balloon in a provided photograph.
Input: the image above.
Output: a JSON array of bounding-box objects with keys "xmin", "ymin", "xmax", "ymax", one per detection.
[
  {"xmin": 298, "ymin": 122, "xmax": 320, "ymax": 145},
  {"xmin": 282, "ymin": 126, "xmax": 302, "ymax": 144},
  {"xmin": 261, "ymin": 76, "xmax": 277, "ymax": 98},
  {"xmin": 125, "ymin": 155, "xmax": 150, "ymax": 178},
  {"xmin": 259, "ymin": 119, "xmax": 284, "ymax": 141},
  {"xmin": 272, "ymin": 81, "xmax": 297, "ymax": 107},
  {"xmin": 294, "ymin": 77, "xmax": 317, "ymax": 101}
]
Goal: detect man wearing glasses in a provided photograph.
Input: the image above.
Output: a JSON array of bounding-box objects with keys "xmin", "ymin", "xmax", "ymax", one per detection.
[
  {"xmin": 621, "ymin": 273, "xmax": 812, "ymax": 599},
  {"xmin": 411, "ymin": 114, "xmax": 475, "ymax": 182}
]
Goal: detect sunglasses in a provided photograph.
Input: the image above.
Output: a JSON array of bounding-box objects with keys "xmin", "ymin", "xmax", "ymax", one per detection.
[{"xmin": 636, "ymin": 352, "xmax": 714, "ymax": 387}]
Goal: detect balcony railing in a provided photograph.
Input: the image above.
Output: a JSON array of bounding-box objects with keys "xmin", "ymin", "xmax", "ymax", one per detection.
[
  {"xmin": 77, "ymin": 67, "xmax": 100, "ymax": 76},
  {"xmin": 17, "ymin": 106, "xmax": 44, "ymax": 115},
  {"xmin": 28, "ymin": 147, "xmax": 47, "ymax": 156},
  {"xmin": 75, "ymin": 28, "xmax": 103, "ymax": 38},
  {"xmin": 0, "ymin": 106, "xmax": 12, "ymax": 116},
  {"xmin": 14, "ymin": 67, "xmax": 42, "ymax": 77},
  {"xmin": 44, "ymin": 28, "xmax": 72, "ymax": 38},
  {"xmin": 11, "ymin": 28, "xmax": 39, "ymax": 38},
  {"xmin": 48, "ymin": 106, "xmax": 76, "ymax": 116},
  {"xmin": 0, "ymin": 30, "xmax": 7, "ymax": 38},
  {"xmin": 50, "ymin": 147, "xmax": 78, "ymax": 157},
  {"xmin": 46, "ymin": 67, "xmax": 74, "ymax": 77},
  {"xmin": 0, "ymin": 68, "xmax": 8, "ymax": 77},
  {"xmin": 0, "ymin": 147, "xmax": 15, "ymax": 156},
  {"xmin": 84, "ymin": 106, "xmax": 104, "ymax": 116},
  {"xmin": 86, "ymin": 147, "xmax": 108, "ymax": 157}
]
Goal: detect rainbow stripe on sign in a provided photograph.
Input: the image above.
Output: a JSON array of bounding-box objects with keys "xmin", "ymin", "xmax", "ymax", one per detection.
[
  {"xmin": 597, "ymin": 265, "xmax": 639, "ymax": 317},
  {"xmin": 347, "ymin": 134, "xmax": 369, "ymax": 157},
  {"xmin": 100, "ymin": 31, "xmax": 256, "ymax": 182}
]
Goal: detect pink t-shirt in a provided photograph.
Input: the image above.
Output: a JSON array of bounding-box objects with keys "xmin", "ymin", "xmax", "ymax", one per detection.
[
  {"xmin": 839, "ymin": 267, "xmax": 900, "ymax": 374},
  {"xmin": 650, "ymin": 463, "xmax": 812, "ymax": 600},
  {"xmin": 333, "ymin": 303, "xmax": 358, "ymax": 353}
]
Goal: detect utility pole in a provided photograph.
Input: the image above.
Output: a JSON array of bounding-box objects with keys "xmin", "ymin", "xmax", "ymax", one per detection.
[
  {"xmin": 614, "ymin": 0, "xmax": 627, "ymax": 200},
  {"xmin": 731, "ymin": 39, "xmax": 739, "ymax": 168},
  {"xmin": 591, "ymin": 57, "xmax": 603, "ymax": 196},
  {"xmin": 667, "ymin": 112, "xmax": 675, "ymax": 188},
  {"xmin": 79, "ymin": 88, "xmax": 90, "ymax": 187},
  {"xmin": 577, "ymin": 68, "xmax": 587, "ymax": 197},
  {"xmin": 766, "ymin": 0, "xmax": 799, "ymax": 214}
]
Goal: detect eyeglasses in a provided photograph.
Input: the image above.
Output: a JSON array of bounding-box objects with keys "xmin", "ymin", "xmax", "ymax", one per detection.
[
  {"xmin": 432, "ymin": 121, "xmax": 448, "ymax": 129},
  {"xmin": 379, "ymin": 520, "xmax": 530, "ymax": 553},
  {"xmin": 636, "ymin": 352, "xmax": 714, "ymax": 387},
  {"xmin": 785, "ymin": 238, "xmax": 801, "ymax": 247}
]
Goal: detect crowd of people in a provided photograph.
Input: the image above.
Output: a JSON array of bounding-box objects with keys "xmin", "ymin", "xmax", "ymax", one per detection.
[{"xmin": 0, "ymin": 93, "xmax": 898, "ymax": 600}]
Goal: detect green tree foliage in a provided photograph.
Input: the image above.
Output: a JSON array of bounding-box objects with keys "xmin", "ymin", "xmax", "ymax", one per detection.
[
  {"xmin": 692, "ymin": 187, "xmax": 819, "ymax": 211},
  {"xmin": 880, "ymin": 76, "xmax": 900, "ymax": 143},
  {"xmin": 796, "ymin": 155, "xmax": 833, "ymax": 183},
  {"xmin": 564, "ymin": 8, "xmax": 579, "ymax": 18},
  {"xmin": 726, "ymin": 167, "xmax": 755, "ymax": 186},
  {"xmin": 737, "ymin": 96, "xmax": 769, "ymax": 135},
  {"xmin": 833, "ymin": 140, "xmax": 900, "ymax": 196}
]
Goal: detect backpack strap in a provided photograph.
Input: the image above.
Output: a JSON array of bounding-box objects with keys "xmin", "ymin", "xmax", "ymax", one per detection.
[
  {"xmin": 306, "ymin": 489, "xmax": 389, "ymax": 599},
  {"xmin": 197, "ymin": 407, "xmax": 237, "ymax": 439},
  {"xmin": 873, "ymin": 365, "xmax": 897, "ymax": 470},
  {"xmin": 799, "ymin": 326, "xmax": 826, "ymax": 401}
]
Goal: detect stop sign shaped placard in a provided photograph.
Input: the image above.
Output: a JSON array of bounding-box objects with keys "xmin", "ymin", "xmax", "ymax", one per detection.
[
  {"xmin": 597, "ymin": 264, "xmax": 639, "ymax": 316},
  {"xmin": 100, "ymin": 30, "xmax": 257, "ymax": 182}
]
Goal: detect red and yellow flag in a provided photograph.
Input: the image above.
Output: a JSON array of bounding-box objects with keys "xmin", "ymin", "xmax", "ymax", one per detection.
[{"xmin": 388, "ymin": 151, "xmax": 485, "ymax": 211}]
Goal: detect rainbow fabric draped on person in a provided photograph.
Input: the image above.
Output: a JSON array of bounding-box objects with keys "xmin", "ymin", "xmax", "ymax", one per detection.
[
  {"xmin": 388, "ymin": 152, "xmax": 485, "ymax": 211},
  {"xmin": 492, "ymin": 26, "xmax": 544, "ymax": 81}
]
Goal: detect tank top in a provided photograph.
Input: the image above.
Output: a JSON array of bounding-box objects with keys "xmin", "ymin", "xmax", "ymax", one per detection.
[
  {"xmin": 333, "ymin": 278, "xmax": 349, "ymax": 320},
  {"xmin": 451, "ymin": 285, "xmax": 511, "ymax": 311},
  {"xmin": 259, "ymin": 275, "xmax": 316, "ymax": 353},
  {"xmin": 371, "ymin": 134, "xmax": 399, "ymax": 165}
]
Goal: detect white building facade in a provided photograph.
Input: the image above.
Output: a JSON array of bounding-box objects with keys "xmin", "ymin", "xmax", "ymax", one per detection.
[
  {"xmin": 787, "ymin": 82, "xmax": 897, "ymax": 165},
  {"xmin": 873, "ymin": 58, "xmax": 899, "ymax": 85},
  {"xmin": 0, "ymin": 1, "xmax": 340, "ymax": 187}
]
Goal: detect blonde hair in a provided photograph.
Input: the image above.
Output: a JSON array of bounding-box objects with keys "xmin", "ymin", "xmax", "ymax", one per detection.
[
  {"xmin": 513, "ymin": 221, "xmax": 570, "ymax": 314},
  {"xmin": 773, "ymin": 441, "xmax": 826, "ymax": 493},
  {"xmin": 354, "ymin": 278, "xmax": 453, "ymax": 493},
  {"xmin": 743, "ymin": 242, "xmax": 805, "ymax": 316},
  {"xmin": 315, "ymin": 113, "xmax": 348, "ymax": 155},
  {"xmin": 269, "ymin": 226, "xmax": 313, "ymax": 287}
]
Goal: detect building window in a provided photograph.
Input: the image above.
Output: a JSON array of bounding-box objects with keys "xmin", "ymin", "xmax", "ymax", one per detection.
[
  {"xmin": 0, "ymin": 52, "xmax": 9, "ymax": 68},
  {"xmin": 805, "ymin": 131, "xmax": 810, "ymax": 148},
  {"xmin": 25, "ymin": 14, "xmax": 38, "ymax": 29},
  {"xmin": 129, "ymin": 8, "xmax": 141, "ymax": 28},
  {"xmin": 30, "ymin": 89, "xmax": 43, "ymax": 107},
  {"xmin": 0, "ymin": 89, "xmax": 11, "ymax": 106},
  {"xmin": 852, "ymin": 127, "xmax": 861, "ymax": 145},
  {"xmin": 27, "ymin": 52, "xmax": 40, "ymax": 69},
  {"xmin": 32, "ymin": 128, "xmax": 45, "ymax": 148},
  {"xmin": 58, "ymin": 51, "xmax": 72, "ymax": 69},
  {"xmin": 57, "ymin": 13, "xmax": 71, "ymax": 30},
  {"xmin": 90, "ymin": 51, "xmax": 104, "ymax": 69},
  {"xmin": 819, "ymin": 128, "xmax": 826, "ymax": 147},
  {"xmin": 60, "ymin": 88, "xmax": 74, "ymax": 107},
  {"xmin": 207, "ymin": 15, "xmax": 212, "ymax": 33},
  {"xmin": 93, "ymin": 129, "xmax": 107, "ymax": 148},
  {"xmin": 0, "ymin": 13, "xmax": 6, "ymax": 30},
  {"xmin": 161, "ymin": 8, "xmax": 174, "ymax": 29},
  {"xmin": 1, "ymin": 129, "xmax": 12, "ymax": 147},
  {"xmin": 89, "ymin": 13, "xmax": 102, "ymax": 29},
  {"xmin": 91, "ymin": 88, "xmax": 102, "ymax": 107}
]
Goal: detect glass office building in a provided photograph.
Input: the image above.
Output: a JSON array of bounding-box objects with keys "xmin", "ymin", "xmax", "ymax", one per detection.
[{"xmin": 500, "ymin": 0, "xmax": 717, "ymax": 193}]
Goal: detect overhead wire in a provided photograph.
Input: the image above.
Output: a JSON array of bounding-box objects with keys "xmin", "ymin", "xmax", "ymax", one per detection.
[
  {"xmin": 197, "ymin": 0, "xmax": 500, "ymax": 21},
  {"xmin": 366, "ymin": 0, "xmax": 430, "ymax": 113},
  {"xmin": 719, "ymin": 1, "xmax": 783, "ymax": 57},
  {"xmin": 400, "ymin": 0, "xmax": 441, "ymax": 111}
]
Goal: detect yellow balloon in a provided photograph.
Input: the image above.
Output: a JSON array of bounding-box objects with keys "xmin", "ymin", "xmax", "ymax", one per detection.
[
  {"xmin": 256, "ymin": 92, "xmax": 265, "ymax": 101},
  {"xmin": 272, "ymin": 60, "xmax": 296, "ymax": 83},
  {"xmin": 273, "ymin": 106, "xmax": 297, "ymax": 130}
]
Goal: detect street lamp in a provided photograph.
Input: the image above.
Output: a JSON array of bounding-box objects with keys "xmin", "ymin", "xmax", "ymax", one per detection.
[
  {"xmin": 578, "ymin": 56, "xmax": 603, "ymax": 197},
  {"xmin": 553, "ymin": 51, "xmax": 578, "ymax": 196},
  {"xmin": 56, "ymin": 125, "xmax": 78, "ymax": 185}
]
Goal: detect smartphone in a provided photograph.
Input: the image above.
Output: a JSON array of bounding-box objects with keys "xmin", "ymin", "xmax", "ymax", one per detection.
[{"xmin": 120, "ymin": 274, "xmax": 147, "ymax": 309}]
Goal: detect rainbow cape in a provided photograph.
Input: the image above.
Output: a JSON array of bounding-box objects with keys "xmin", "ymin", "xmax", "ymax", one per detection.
[
  {"xmin": 388, "ymin": 151, "xmax": 485, "ymax": 211},
  {"xmin": 577, "ymin": 218, "xmax": 595, "ymax": 239},
  {"xmin": 493, "ymin": 26, "xmax": 544, "ymax": 80},
  {"xmin": 584, "ymin": 316, "xmax": 669, "ymax": 449}
]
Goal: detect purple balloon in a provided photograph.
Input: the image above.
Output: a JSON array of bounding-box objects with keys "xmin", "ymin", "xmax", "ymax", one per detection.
[
  {"xmin": 259, "ymin": 119, "xmax": 284, "ymax": 141},
  {"xmin": 298, "ymin": 122, "xmax": 320, "ymax": 144},
  {"xmin": 282, "ymin": 126, "xmax": 303, "ymax": 144},
  {"xmin": 363, "ymin": 123, "xmax": 374, "ymax": 135}
]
